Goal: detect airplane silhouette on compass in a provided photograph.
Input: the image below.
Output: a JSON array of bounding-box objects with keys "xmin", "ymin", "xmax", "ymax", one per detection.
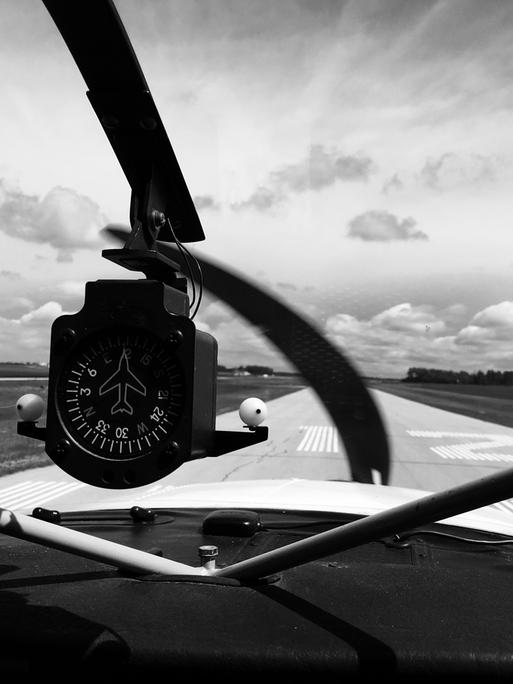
[{"xmin": 99, "ymin": 349, "xmax": 147, "ymax": 416}]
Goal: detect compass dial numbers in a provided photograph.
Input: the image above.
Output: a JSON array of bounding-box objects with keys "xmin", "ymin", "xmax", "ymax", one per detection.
[{"xmin": 56, "ymin": 329, "xmax": 185, "ymax": 460}]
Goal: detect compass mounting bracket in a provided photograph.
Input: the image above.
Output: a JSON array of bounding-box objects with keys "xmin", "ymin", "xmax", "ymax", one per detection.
[{"xmin": 102, "ymin": 167, "xmax": 188, "ymax": 292}]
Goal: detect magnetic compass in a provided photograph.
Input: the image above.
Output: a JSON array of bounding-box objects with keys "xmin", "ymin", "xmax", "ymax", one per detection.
[
  {"xmin": 56, "ymin": 327, "xmax": 185, "ymax": 462},
  {"xmin": 41, "ymin": 278, "xmax": 219, "ymax": 489}
]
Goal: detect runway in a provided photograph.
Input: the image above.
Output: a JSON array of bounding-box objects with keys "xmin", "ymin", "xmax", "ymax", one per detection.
[{"xmin": 3, "ymin": 387, "xmax": 513, "ymax": 513}]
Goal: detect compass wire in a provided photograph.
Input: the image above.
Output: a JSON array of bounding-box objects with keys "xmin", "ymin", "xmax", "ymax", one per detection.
[
  {"xmin": 165, "ymin": 218, "xmax": 203, "ymax": 320},
  {"xmin": 165, "ymin": 219, "xmax": 196, "ymax": 310},
  {"xmin": 184, "ymin": 242, "xmax": 203, "ymax": 320}
]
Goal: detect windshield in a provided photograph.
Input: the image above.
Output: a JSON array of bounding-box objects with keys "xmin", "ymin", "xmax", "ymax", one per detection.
[{"xmin": 1, "ymin": 0, "xmax": 513, "ymax": 516}]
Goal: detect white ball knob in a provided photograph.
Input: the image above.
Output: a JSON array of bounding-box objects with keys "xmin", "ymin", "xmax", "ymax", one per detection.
[
  {"xmin": 239, "ymin": 397, "xmax": 267, "ymax": 427},
  {"xmin": 16, "ymin": 394, "xmax": 45, "ymax": 422}
]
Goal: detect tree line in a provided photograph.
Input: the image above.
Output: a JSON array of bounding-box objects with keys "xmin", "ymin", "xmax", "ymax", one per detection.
[
  {"xmin": 218, "ymin": 364, "xmax": 274, "ymax": 376},
  {"xmin": 403, "ymin": 367, "xmax": 513, "ymax": 385}
]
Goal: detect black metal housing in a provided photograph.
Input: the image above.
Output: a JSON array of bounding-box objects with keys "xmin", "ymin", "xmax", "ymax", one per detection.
[{"xmin": 45, "ymin": 279, "xmax": 217, "ymax": 488}]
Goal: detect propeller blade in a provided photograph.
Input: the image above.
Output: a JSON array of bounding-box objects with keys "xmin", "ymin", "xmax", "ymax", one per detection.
[{"xmin": 103, "ymin": 226, "xmax": 391, "ymax": 485}]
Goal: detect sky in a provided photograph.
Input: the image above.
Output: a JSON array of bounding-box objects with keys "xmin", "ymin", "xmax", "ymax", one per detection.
[{"xmin": 1, "ymin": 0, "xmax": 513, "ymax": 377}]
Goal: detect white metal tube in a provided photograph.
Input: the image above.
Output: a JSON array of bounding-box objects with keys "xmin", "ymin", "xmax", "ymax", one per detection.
[
  {"xmin": 214, "ymin": 465, "xmax": 513, "ymax": 581},
  {"xmin": 0, "ymin": 507, "xmax": 207, "ymax": 576}
]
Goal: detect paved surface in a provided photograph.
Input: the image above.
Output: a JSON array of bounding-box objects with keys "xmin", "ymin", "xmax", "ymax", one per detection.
[
  {"xmin": 3, "ymin": 387, "xmax": 513, "ymax": 513},
  {"xmin": 371, "ymin": 389, "xmax": 513, "ymax": 494}
]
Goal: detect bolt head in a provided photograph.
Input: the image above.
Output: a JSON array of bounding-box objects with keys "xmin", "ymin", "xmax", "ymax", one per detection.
[
  {"xmin": 55, "ymin": 328, "xmax": 76, "ymax": 353},
  {"xmin": 199, "ymin": 545, "xmax": 219, "ymax": 558},
  {"xmin": 101, "ymin": 114, "xmax": 119, "ymax": 129},
  {"xmin": 140, "ymin": 116, "xmax": 157, "ymax": 130},
  {"xmin": 53, "ymin": 438, "xmax": 71, "ymax": 459},
  {"xmin": 166, "ymin": 441, "xmax": 180, "ymax": 455},
  {"xmin": 168, "ymin": 330, "xmax": 183, "ymax": 347}
]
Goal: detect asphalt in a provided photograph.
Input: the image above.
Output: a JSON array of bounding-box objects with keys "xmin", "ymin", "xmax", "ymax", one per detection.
[{"xmin": 2, "ymin": 387, "xmax": 513, "ymax": 512}]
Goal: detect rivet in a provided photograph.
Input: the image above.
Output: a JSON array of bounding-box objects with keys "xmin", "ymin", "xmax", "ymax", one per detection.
[
  {"xmin": 169, "ymin": 330, "xmax": 183, "ymax": 347},
  {"xmin": 53, "ymin": 438, "xmax": 71, "ymax": 459}
]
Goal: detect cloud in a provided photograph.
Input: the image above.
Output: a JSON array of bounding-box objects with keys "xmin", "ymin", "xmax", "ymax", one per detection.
[
  {"xmin": 382, "ymin": 173, "xmax": 404, "ymax": 194},
  {"xmin": 472, "ymin": 301, "xmax": 513, "ymax": 328},
  {"xmin": 19, "ymin": 301, "xmax": 63, "ymax": 324},
  {"xmin": 326, "ymin": 303, "xmax": 448, "ymax": 376},
  {"xmin": 194, "ymin": 194, "xmax": 219, "ymax": 211},
  {"xmin": 372, "ymin": 303, "xmax": 445, "ymax": 335},
  {"xmin": 200, "ymin": 313, "xmax": 283, "ymax": 370},
  {"xmin": 0, "ymin": 270, "xmax": 21, "ymax": 280},
  {"xmin": 455, "ymin": 301, "xmax": 513, "ymax": 345},
  {"xmin": 56, "ymin": 280, "xmax": 86, "ymax": 298},
  {"xmin": 192, "ymin": 298, "xmax": 293, "ymax": 370},
  {"xmin": 275, "ymin": 144, "xmax": 374, "ymax": 191},
  {"xmin": 0, "ymin": 297, "xmax": 34, "ymax": 319},
  {"xmin": 325, "ymin": 300, "xmax": 513, "ymax": 377},
  {"xmin": 347, "ymin": 210, "xmax": 428, "ymax": 242},
  {"xmin": 233, "ymin": 144, "xmax": 375, "ymax": 211},
  {"xmin": 387, "ymin": 153, "xmax": 504, "ymax": 195},
  {"xmin": 420, "ymin": 152, "xmax": 496, "ymax": 190},
  {"xmin": 0, "ymin": 182, "xmax": 107, "ymax": 261},
  {"xmin": 196, "ymin": 300, "xmax": 235, "ymax": 328},
  {"xmin": 0, "ymin": 300, "xmax": 69, "ymax": 362},
  {"xmin": 327, "ymin": 303, "xmax": 445, "ymax": 339},
  {"xmin": 234, "ymin": 186, "xmax": 281, "ymax": 211},
  {"xmin": 276, "ymin": 282, "xmax": 298, "ymax": 292}
]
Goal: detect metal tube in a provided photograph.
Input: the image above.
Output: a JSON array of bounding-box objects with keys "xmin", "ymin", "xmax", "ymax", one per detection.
[
  {"xmin": 214, "ymin": 466, "xmax": 513, "ymax": 581},
  {"xmin": 0, "ymin": 507, "xmax": 207, "ymax": 576}
]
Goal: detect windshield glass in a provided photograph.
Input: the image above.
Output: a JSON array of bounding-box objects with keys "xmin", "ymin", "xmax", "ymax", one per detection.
[{"xmin": 1, "ymin": 0, "xmax": 513, "ymax": 515}]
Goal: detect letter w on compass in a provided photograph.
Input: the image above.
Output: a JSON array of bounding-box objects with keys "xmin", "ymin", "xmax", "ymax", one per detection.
[{"xmin": 99, "ymin": 349, "xmax": 147, "ymax": 415}]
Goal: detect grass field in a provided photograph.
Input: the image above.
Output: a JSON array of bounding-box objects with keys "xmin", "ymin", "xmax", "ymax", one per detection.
[
  {"xmin": 0, "ymin": 374, "xmax": 307, "ymax": 477},
  {"xmin": 370, "ymin": 380, "xmax": 513, "ymax": 429},
  {"xmin": 0, "ymin": 364, "xmax": 48, "ymax": 378}
]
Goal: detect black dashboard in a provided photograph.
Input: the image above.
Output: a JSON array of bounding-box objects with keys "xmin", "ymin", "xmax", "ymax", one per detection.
[{"xmin": 1, "ymin": 506, "xmax": 512, "ymax": 681}]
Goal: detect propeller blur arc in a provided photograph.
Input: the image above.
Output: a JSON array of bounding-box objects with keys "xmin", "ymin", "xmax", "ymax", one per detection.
[{"xmin": 104, "ymin": 227, "xmax": 391, "ymax": 485}]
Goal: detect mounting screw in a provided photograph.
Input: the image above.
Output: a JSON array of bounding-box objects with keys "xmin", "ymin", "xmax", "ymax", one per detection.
[
  {"xmin": 53, "ymin": 438, "xmax": 71, "ymax": 460},
  {"xmin": 140, "ymin": 116, "xmax": 157, "ymax": 130},
  {"xmin": 101, "ymin": 114, "xmax": 119, "ymax": 129},
  {"xmin": 168, "ymin": 330, "xmax": 183, "ymax": 347},
  {"xmin": 55, "ymin": 328, "xmax": 76, "ymax": 353},
  {"xmin": 165, "ymin": 441, "xmax": 180, "ymax": 456},
  {"xmin": 198, "ymin": 545, "xmax": 218, "ymax": 571},
  {"xmin": 151, "ymin": 210, "xmax": 166, "ymax": 227},
  {"xmin": 157, "ymin": 441, "xmax": 181, "ymax": 470}
]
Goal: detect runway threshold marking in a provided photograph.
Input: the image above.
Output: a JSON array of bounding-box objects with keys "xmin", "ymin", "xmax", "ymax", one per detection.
[
  {"xmin": 0, "ymin": 480, "xmax": 87, "ymax": 510},
  {"xmin": 407, "ymin": 430, "xmax": 513, "ymax": 514},
  {"xmin": 297, "ymin": 425, "xmax": 340, "ymax": 453},
  {"xmin": 407, "ymin": 430, "xmax": 513, "ymax": 463}
]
